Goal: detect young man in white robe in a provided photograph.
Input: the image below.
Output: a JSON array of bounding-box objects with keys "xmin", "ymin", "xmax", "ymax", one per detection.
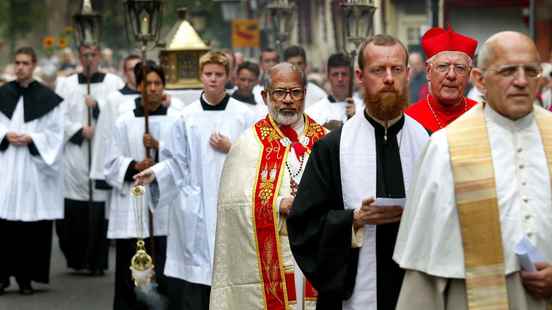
[
  {"xmin": 394, "ymin": 32, "xmax": 552, "ymax": 310},
  {"xmin": 91, "ymin": 54, "xmax": 141, "ymax": 190},
  {"xmin": 56, "ymin": 44, "xmax": 124, "ymax": 275},
  {"xmin": 206, "ymin": 63, "xmax": 326, "ymax": 310},
  {"xmin": 284, "ymin": 45, "xmax": 328, "ymax": 108},
  {"xmin": 133, "ymin": 51, "xmax": 254, "ymax": 310},
  {"xmin": 287, "ymin": 35, "xmax": 429, "ymax": 310},
  {"xmin": 306, "ymin": 53, "xmax": 362, "ymax": 130},
  {"xmin": 0, "ymin": 47, "xmax": 64, "ymax": 295},
  {"xmin": 231, "ymin": 61, "xmax": 267, "ymax": 120},
  {"xmin": 105, "ymin": 61, "xmax": 182, "ymax": 310}
]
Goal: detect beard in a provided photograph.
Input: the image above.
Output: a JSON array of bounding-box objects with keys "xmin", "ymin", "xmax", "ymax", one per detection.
[
  {"xmin": 364, "ymin": 87, "xmax": 409, "ymax": 121},
  {"xmin": 267, "ymin": 97, "xmax": 303, "ymax": 126}
]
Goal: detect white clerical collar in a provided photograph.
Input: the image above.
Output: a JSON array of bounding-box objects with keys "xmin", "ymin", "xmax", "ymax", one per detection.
[
  {"xmin": 291, "ymin": 115, "xmax": 305, "ymax": 136},
  {"xmin": 365, "ymin": 109, "xmax": 403, "ymax": 128},
  {"xmin": 484, "ymin": 102, "xmax": 534, "ymax": 131}
]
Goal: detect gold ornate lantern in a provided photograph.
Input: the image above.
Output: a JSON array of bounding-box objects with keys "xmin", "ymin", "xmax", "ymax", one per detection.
[{"xmin": 160, "ymin": 8, "xmax": 210, "ymax": 90}]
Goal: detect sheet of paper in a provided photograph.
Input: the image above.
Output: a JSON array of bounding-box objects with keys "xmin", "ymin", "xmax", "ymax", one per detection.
[
  {"xmin": 514, "ymin": 237, "xmax": 545, "ymax": 272},
  {"xmin": 374, "ymin": 198, "xmax": 406, "ymax": 208}
]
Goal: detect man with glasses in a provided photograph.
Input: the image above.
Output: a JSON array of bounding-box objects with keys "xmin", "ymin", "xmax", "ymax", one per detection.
[
  {"xmin": 208, "ymin": 62, "xmax": 326, "ymax": 309},
  {"xmin": 405, "ymin": 27, "xmax": 478, "ymax": 134},
  {"xmin": 394, "ymin": 31, "xmax": 552, "ymax": 309},
  {"xmin": 288, "ymin": 34, "xmax": 429, "ymax": 309}
]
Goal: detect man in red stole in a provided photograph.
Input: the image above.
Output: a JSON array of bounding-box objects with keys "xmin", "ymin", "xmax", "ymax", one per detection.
[
  {"xmin": 209, "ymin": 62, "xmax": 325, "ymax": 310},
  {"xmin": 405, "ymin": 27, "xmax": 479, "ymax": 134}
]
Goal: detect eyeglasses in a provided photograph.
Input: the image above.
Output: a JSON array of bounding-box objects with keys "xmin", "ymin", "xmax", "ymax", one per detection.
[
  {"xmin": 270, "ymin": 88, "xmax": 305, "ymax": 101},
  {"xmin": 485, "ymin": 63, "xmax": 542, "ymax": 79},
  {"xmin": 432, "ymin": 62, "xmax": 470, "ymax": 75},
  {"xmin": 366, "ymin": 65, "xmax": 406, "ymax": 78}
]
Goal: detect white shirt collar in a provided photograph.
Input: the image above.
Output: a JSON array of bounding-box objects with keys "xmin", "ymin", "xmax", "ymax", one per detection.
[{"xmin": 484, "ymin": 102, "xmax": 534, "ymax": 131}]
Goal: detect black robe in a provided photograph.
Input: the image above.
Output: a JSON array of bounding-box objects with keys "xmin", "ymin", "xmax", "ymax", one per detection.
[{"xmin": 288, "ymin": 112, "xmax": 406, "ymax": 310}]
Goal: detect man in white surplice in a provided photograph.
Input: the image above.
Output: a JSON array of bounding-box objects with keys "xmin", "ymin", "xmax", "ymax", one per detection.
[
  {"xmin": 134, "ymin": 51, "xmax": 254, "ymax": 310},
  {"xmin": 0, "ymin": 47, "xmax": 64, "ymax": 295},
  {"xmin": 287, "ymin": 35, "xmax": 429, "ymax": 310},
  {"xmin": 56, "ymin": 43, "xmax": 124, "ymax": 275},
  {"xmin": 394, "ymin": 32, "xmax": 552, "ymax": 310},
  {"xmin": 90, "ymin": 54, "xmax": 141, "ymax": 189},
  {"xmin": 105, "ymin": 61, "xmax": 184, "ymax": 309},
  {"xmin": 306, "ymin": 53, "xmax": 362, "ymax": 130}
]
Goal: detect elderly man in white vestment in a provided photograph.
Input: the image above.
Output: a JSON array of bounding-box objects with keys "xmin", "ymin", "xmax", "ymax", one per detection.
[
  {"xmin": 133, "ymin": 51, "xmax": 254, "ymax": 310},
  {"xmin": 0, "ymin": 47, "xmax": 63, "ymax": 295},
  {"xmin": 208, "ymin": 62, "xmax": 326, "ymax": 310},
  {"xmin": 394, "ymin": 32, "xmax": 552, "ymax": 309}
]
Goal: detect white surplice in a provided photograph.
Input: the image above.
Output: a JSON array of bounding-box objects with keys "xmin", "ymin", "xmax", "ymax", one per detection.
[
  {"xmin": 306, "ymin": 96, "xmax": 363, "ymax": 125},
  {"xmin": 0, "ymin": 98, "xmax": 64, "ymax": 221},
  {"xmin": 393, "ymin": 104, "xmax": 552, "ymax": 309},
  {"xmin": 57, "ymin": 73, "xmax": 124, "ymax": 202},
  {"xmin": 104, "ymin": 106, "xmax": 182, "ymax": 239},
  {"xmin": 90, "ymin": 88, "xmax": 139, "ymax": 182},
  {"xmin": 339, "ymin": 112, "xmax": 428, "ymax": 310},
  {"xmin": 150, "ymin": 97, "xmax": 254, "ymax": 285}
]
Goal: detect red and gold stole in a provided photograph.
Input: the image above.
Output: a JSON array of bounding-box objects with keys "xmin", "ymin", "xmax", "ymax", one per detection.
[
  {"xmin": 447, "ymin": 104, "xmax": 552, "ymax": 310},
  {"xmin": 252, "ymin": 114, "xmax": 325, "ymax": 310}
]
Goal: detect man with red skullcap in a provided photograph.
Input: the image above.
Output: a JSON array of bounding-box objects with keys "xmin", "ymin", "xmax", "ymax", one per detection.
[{"xmin": 405, "ymin": 27, "xmax": 478, "ymax": 134}]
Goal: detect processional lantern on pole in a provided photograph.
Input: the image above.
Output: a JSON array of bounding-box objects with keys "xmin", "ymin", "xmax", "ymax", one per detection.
[
  {"xmin": 266, "ymin": 0, "xmax": 296, "ymax": 56},
  {"xmin": 124, "ymin": 0, "xmax": 163, "ymax": 157},
  {"xmin": 336, "ymin": 0, "xmax": 377, "ymax": 98},
  {"xmin": 124, "ymin": 0, "xmax": 163, "ymax": 290},
  {"xmin": 72, "ymin": 0, "xmax": 102, "ymax": 221}
]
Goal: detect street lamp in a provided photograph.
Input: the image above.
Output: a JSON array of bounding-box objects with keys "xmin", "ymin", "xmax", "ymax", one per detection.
[
  {"xmin": 337, "ymin": 0, "xmax": 377, "ymax": 98},
  {"xmin": 73, "ymin": 0, "xmax": 102, "ymax": 47},
  {"xmin": 124, "ymin": 0, "xmax": 163, "ymax": 47},
  {"xmin": 213, "ymin": 0, "xmax": 243, "ymax": 21},
  {"xmin": 266, "ymin": 0, "xmax": 296, "ymax": 55},
  {"xmin": 340, "ymin": 0, "xmax": 377, "ymax": 53}
]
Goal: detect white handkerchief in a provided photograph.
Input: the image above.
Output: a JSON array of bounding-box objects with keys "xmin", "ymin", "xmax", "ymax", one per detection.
[
  {"xmin": 514, "ymin": 236, "xmax": 545, "ymax": 272},
  {"xmin": 374, "ymin": 198, "xmax": 406, "ymax": 208}
]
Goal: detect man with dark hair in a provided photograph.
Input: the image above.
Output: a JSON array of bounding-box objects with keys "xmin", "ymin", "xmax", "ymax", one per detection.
[
  {"xmin": 91, "ymin": 54, "xmax": 142, "ymax": 192},
  {"xmin": 56, "ymin": 44, "xmax": 124, "ymax": 276},
  {"xmin": 283, "ymin": 45, "xmax": 327, "ymax": 108},
  {"xmin": 105, "ymin": 60, "xmax": 183, "ymax": 310},
  {"xmin": 288, "ymin": 34, "xmax": 429, "ymax": 309},
  {"xmin": 307, "ymin": 53, "xmax": 362, "ymax": 129},
  {"xmin": 0, "ymin": 47, "xmax": 64, "ymax": 295},
  {"xmin": 134, "ymin": 51, "xmax": 253, "ymax": 310},
  {"xmin": 232, "ymin": 61, "xmax": 267, "ymax": 119},
  {"xmin": 253, "ymin": 47, "xmax": 281, "ymax": 109}
]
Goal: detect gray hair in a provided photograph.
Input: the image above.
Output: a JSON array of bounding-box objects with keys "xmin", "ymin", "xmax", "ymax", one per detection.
[{"xmin": 265, "ymin": 62, "xmax": 307, "ymax": 90}]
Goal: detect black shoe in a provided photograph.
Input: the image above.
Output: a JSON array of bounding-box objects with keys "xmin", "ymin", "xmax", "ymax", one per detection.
[{"xmin": 17, "ymin": 280, "xmax": 33, "ymax": 295}]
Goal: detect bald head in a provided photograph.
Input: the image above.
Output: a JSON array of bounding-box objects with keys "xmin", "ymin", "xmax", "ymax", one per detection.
[
  {"xmin": 472, "ymin": 31, "xmax": 542, "ymax": 120},
  {"xmin": 262, "ymin": 62, "xmax": 307, "ymax": 126},
  {"xmin": 266, "ymin": 62, "xmax": 306, "ymax": 90},
  {"xmin": 478, "ymin": 31, "xmax": 540, "ymax": 69}
]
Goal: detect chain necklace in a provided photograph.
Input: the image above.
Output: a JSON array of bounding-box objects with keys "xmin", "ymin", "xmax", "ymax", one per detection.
[
  {"xmin": 285, "ymin": 155, "xmax": 305, "ymax": 196},
  {"xmin": 426, "ymin": 95, "xmax": 468, "ymax": 130}
]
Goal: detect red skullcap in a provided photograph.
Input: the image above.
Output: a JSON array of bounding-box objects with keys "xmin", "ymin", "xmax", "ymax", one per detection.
[{"xmin": 421, "ymin": 27, "xmax": 478, "ymax": 59}]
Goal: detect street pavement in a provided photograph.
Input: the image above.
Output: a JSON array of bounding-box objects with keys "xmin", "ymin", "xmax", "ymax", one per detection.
[{"xmin": 0, "ymin": 233, "xmax": 115, "ymax": 310}]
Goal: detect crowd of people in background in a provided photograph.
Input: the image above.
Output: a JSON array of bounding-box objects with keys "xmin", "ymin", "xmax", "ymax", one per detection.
[{"xmin": 2, "ymin": 25, "xmax": 552, "ymax": 310}]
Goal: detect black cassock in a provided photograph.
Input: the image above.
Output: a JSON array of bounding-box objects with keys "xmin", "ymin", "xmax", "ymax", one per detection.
[{"xmin": 288, "ymin": 113, "xmax": 406, "ymax": 310}]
